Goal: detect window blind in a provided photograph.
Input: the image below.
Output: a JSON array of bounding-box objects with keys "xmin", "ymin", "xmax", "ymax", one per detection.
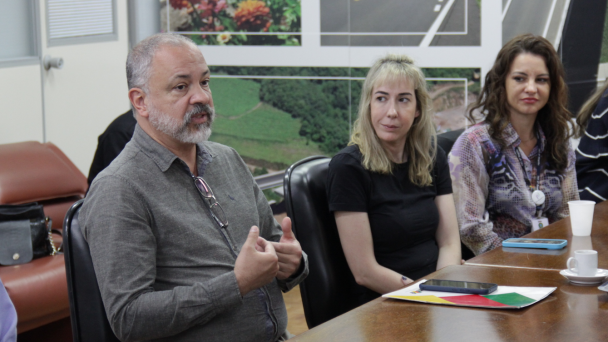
[{"xmin": 47, "ymin": 0, "xmax": 113, "ymax": 39}]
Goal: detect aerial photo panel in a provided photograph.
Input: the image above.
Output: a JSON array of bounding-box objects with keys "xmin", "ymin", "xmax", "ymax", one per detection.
[{"xmin": 320, "ymin": 0, "xmax": 481, "ymax": 47}]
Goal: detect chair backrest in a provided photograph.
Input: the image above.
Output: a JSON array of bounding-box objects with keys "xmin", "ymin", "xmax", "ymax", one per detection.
[
  {"xmin": 437, "ymin": 129, "xmax": 475, "ymax": 260},
  {"xmin": 63, "ymin": 199, "xmax": 120, "ymax": 342},
  {"xmin": 0, "ymin": 141, "xmax": 88, "ymax": 228},
  {"xmin": 283, "ymin": 156, "xmax": 360, "ymax": 328},
  {"xmin": 437, "ymin": 129, "xmax": 465, "ymax": 155}
]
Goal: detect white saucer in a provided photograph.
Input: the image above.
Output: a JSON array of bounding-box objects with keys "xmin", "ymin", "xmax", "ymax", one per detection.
[{"xmin": 560, "ymin": 269, "xmax": 608, "ymax": 285}]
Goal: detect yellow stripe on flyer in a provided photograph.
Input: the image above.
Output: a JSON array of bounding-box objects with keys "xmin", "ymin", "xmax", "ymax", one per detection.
[{"xmin": 388, "ymin": 295, "xmax": 453, "ymax": 304}]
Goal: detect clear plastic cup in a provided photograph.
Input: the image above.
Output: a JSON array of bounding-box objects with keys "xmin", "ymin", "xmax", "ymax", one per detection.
[{"xmin": 568, "ymin": 200, "xmax": 595, "ymax": 236}]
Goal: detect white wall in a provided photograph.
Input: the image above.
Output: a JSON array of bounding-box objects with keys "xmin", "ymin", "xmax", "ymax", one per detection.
[{"xmin": 0, "ymin": 64, "xmax": 44, "ymax": 143}]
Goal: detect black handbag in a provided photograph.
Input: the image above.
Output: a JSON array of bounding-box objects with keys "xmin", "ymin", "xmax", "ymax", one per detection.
[{"xmin": 0, "ymin": 202, "xmax": 58, "ymax": 266}]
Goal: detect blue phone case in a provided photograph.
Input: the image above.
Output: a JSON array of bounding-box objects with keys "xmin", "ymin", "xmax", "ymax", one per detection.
[{"xmin": 502, "ymin": 238, "xmax": 567, "ymax": 249}]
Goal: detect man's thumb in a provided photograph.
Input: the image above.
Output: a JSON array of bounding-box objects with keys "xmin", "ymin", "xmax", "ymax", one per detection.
[
  {"xmin": 246, "ymin": 226, "xmax": 260, "ymax": 245},
  {"xmin": 281, "ymin": 217, "xmax": 295, "ymax": 240}
]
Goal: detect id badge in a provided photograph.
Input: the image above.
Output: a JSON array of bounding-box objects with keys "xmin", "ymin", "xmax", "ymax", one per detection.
[{"xmin": 531, "ymin": 217, "xmax": 549, "ymax": 231}]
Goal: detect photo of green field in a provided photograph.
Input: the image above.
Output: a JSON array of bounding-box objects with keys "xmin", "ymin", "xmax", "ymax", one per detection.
[{"xmin": 209, "ymin": 77, "xmax": 326, "ymax": 171}]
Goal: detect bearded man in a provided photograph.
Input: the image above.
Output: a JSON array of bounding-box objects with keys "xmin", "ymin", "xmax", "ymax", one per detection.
[{"xmin": 80, "ymin": 33, "xmax": 308, "ymax": 342}]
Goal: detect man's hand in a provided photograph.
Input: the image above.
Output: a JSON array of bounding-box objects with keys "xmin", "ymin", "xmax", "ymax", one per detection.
[
  {"xmin": 270, "ymin": 217, "xmax": 303, "ymax": 280},
  {"xmin": 234, "ymin": 226, "xmax": 279, "ymax": 296}
]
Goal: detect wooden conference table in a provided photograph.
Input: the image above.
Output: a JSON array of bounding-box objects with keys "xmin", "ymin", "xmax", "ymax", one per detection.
[
  {"xmin": 466, "ymin": 200, "xmax": 608, "ymax": 271},
  {"xmin": 290, "ymin": 201, "xmax": 608, "ymax": 341}
]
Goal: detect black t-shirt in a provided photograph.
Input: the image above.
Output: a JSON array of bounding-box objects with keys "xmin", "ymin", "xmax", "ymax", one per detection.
[{"xmin": 327, "ymin": 144, "xmax": 452, "ymax": 303}]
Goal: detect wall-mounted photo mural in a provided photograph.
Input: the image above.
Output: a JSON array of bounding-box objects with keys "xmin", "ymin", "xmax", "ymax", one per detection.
[{"xmin": 163, "ymin": 0, "xmax": 301, "ymax": 46}]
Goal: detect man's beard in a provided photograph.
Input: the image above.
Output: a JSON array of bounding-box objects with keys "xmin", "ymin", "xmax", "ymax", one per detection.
[{"xmin": 148, "ymin": 103, "xmax": 215, "ymax": 144}]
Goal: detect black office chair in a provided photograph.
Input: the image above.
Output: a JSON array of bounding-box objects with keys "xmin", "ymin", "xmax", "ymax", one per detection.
[
  {"xmin": 63, "ymin": 199, "xmax": 120, "ymax": 342},
  {"xmin": 284, "ymin": 156, "xmax": 360, "ymax": 329},
  {"xmin": 437, "ymin": 129, "xmax": 475, "ymax": 260},
  {"xmin": 437, "ymin": 128, "xmax": 464, "ymax": 155}
]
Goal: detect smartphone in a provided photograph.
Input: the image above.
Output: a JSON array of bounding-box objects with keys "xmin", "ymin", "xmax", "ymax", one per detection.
[
  {"xmin": 419, "ymin": 279, "xmax": 498, "ymax": 295},
  {"xmin": 502, "ymin": 238, "xmax": 567, "ymax": 250}
]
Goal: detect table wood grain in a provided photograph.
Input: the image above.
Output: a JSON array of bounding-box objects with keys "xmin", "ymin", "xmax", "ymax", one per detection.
[
  {"xmin": 466, "ymin": 200, "xmax": 608, "ymax": 270},
  {"xmin": 289, "ymin": 265, "xmax": 608, "ymax": 342}
]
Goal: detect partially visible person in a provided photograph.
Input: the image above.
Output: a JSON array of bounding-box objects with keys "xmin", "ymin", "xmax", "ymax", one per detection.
[
  {"xmin": 81, "ymin": 33, "xmax": 308, "ymax": 342},
  {"xmin": 575, "ymin": 81, "xmax": 608, "ymax": 202},
  {"xmin": 450, "ymin": 34, "xmax": 579, "ymax": 256},
  {"xmin": 327, "ymin": 54, "xmax": 461, "ymax": 307},
  {"xmin": 0, "ymin": 279, "xmax": 17, "ymax": 342},
  {"xmin": 87, "ymin": 110, "xmax": 136, "ymax": 186}
]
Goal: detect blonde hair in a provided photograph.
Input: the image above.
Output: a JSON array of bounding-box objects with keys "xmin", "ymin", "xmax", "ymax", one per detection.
[
  {"xmin": 350, "ymin": 54, "xmax": 436, "ymax": 186},
  {"xmin": 575, "ymin": 80, "xmax": 608, "ymax": 138}
]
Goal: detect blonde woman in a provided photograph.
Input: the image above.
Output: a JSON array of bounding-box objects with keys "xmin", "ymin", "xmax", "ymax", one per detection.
[{"xmin": 326, "ymin": 54, "xmax": 461, "ymax": 306}]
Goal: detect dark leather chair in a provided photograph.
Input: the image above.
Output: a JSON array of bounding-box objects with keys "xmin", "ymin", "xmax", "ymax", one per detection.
[
  {"xmin": 437, "ymin": 129, "xmax": 464, "ymax": 155},
  {"xmin": 437, "ymin": 129, "xmax": 475, "ymax": 260},
  {"xmin": 63, "ymin": 199, "xmax": 119, "ymax": 342},
  {"xmin": 283, "ymin": 156, "xmax": 360, "ymax": 329}
]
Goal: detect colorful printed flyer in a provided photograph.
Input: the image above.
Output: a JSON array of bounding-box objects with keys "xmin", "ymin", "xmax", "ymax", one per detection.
[{"xmin": 383, "ymin": 280, "xmax": 556, "ymax": 309}]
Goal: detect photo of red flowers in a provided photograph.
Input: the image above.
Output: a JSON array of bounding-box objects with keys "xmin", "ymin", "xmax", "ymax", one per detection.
[{"xmin": 164, "ymin": 0, "xmax": 301, "ymax": 46}]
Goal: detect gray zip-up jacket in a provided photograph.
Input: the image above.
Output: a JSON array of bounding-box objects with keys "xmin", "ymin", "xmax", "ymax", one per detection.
[{"xmin": 81, "ymin": 125, "xmax": 308, "ymax": 342}]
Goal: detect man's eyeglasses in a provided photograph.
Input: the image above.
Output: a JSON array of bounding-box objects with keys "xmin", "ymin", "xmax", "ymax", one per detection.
[{"xmin": 194, "ymin": 177, "xmax": 228, "ymax": 229}]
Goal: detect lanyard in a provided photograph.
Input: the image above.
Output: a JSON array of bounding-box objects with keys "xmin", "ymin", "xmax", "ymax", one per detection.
[{"xmin": 513, "ymin": 136, "xmax": 544, "ymax": 218}]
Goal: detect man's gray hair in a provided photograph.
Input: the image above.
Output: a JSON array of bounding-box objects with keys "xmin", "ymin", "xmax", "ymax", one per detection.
[{"xmin": 126, "ymin": 33, "xmax": 198, "ymax": 93}]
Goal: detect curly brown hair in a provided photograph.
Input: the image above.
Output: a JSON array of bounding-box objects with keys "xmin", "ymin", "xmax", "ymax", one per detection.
[{"xmin": 468, "ymin": 34, "xmax": 572, "ymax": 173}]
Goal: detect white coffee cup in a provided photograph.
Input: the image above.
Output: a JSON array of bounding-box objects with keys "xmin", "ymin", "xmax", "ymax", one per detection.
[
  {"xmin": 567, "ymin": 250, "xmax": 598, "ymax": 276},
  {"xmin": 568, "ymin": 200, "xmax": 595, "ymax": 236}
]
